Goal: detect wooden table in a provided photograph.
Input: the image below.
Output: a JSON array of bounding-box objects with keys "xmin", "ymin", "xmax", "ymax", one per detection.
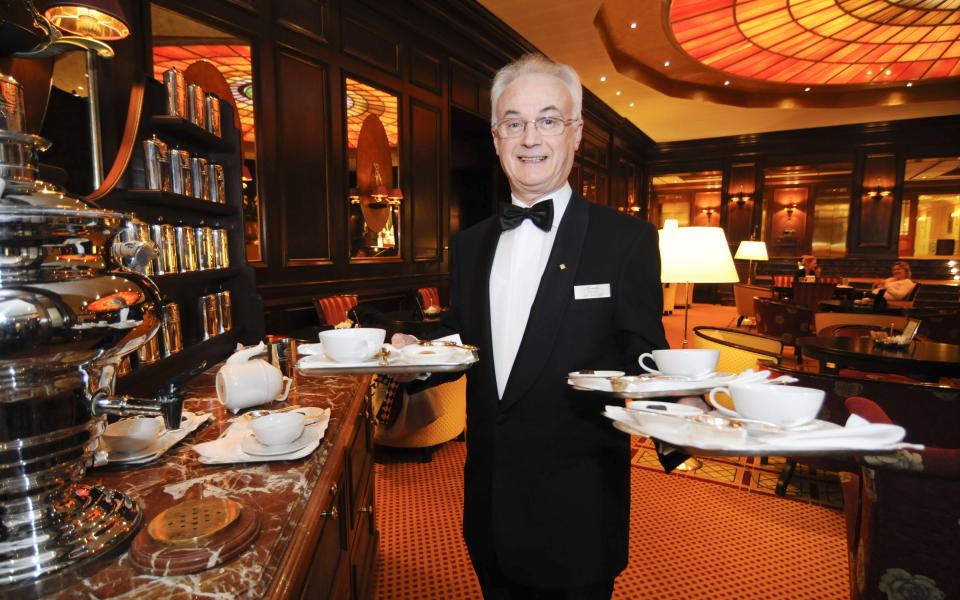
[
  {"xmin": 799, "ymin": 335, "xmax": 960, "ymax": 382},
  {"xmin": 53, "ymin": 364, "xmax": 378, "ymax": 599},
  {"xmin": 817, "ymin": 299, "xmax": 909, "ymax": 315}
]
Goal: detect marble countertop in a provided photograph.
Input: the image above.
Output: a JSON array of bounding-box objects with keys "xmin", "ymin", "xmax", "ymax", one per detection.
[{"xmin": 55, "ymin": 367, "xmax": 370, "ymax": 599}]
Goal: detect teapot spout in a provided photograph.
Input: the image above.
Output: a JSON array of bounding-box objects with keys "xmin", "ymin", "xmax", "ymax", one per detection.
[{"xmin": 226, "ymin": 341, "xmax": 266, "ymax": 365}]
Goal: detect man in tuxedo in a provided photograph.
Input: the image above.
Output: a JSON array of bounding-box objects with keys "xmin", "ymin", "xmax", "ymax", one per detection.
[{"xmin": 405, "ymin": 53, "xmax": 667, "ymax": 599}]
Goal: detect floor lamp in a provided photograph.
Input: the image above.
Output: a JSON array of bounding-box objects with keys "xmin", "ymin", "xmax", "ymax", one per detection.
[
  {"xmin": 734, "ymin": 240, "xmax": 768, "ymax": 284},
  {"xmin": 660, "ymin": 226, "xmax": 740, "ymax": 348}
]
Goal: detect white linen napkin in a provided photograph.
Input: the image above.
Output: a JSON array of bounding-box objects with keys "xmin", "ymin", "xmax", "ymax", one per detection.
[
  {"xmin": 192, "ymin": 407, "xmax": 330, "ymax": 464},
  {"xmin": 756, "ymin": 414, "xmax": 919, "ymax": 450}
]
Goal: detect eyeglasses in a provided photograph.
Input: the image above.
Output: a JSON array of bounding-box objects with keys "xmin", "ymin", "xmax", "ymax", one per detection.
[{"xmin": 493, "ymin": 116, "xmax": 580, "ymax": 138}]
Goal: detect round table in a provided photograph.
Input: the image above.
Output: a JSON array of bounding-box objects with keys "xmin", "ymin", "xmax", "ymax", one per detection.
[
  {"xmin": 817, "ymin": 299, "xmax": 909, "ymax": 315},
  {"xmin": 798, "ymin": 335, "xmax": 960, "ymax": 382}
]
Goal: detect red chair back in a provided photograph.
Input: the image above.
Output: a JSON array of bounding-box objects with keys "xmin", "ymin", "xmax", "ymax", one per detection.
[
  {"xmin": 753, "ymin": 297, "xmax": 814, "ymax": 347},
  {"xmin": 314, "ymin": 294, "xmax": 359, "ymax": 326},
  {"xmin": 772, "ymin": 275, "xmax": 794, "ymax": 288},
  {"xmin": 418, "ymin": 287, "xmax": 441, "ymax": 310}
]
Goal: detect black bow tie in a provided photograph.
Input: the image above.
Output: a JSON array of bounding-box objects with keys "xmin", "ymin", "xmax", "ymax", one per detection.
[{"xmin": 499, "ymin": 200, "xmax": 554, "ymax": 232}]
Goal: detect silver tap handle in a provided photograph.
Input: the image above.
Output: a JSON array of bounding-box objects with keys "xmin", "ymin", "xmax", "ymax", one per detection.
[{"xmin": 112, "ymin": 240, "xmax": 159, "ymax": 274}]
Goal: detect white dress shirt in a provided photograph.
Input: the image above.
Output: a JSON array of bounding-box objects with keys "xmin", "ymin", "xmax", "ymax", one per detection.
[{"xmin": 489, "ymin": 183, "xmax": 571, "ymax": 399}]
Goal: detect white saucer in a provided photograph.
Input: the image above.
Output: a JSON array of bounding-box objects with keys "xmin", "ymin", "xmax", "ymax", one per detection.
[
  {"xmin": 105, "ymin": 435, "xmax": 166, "ymax": 461},
  {"xmin": 241, "ymin": 431, "xmax": 311, "ymax": 456},
  {"xmin": 627, "ymin": 400, "xmax": 704, "ymax": 416}
]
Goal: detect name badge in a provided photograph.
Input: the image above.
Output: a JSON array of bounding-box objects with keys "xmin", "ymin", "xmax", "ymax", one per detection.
[{"xmin": 574, "ymin": 283, "xmax": 611, "ymax": 300}]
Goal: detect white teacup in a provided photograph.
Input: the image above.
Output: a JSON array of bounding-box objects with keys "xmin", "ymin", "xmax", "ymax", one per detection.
[
  {"xmin": 708, "ymin": 383, "xmax": 825, "ymax": 427},
  {"xmin": 250, "ymin": 412, "xmax": 305, "ymax": 446},
  {"xmin": 319, "ymin": 327, "xmax": 386, "ymax": 363},
  {"xmin": 103, "ymin": 417, "xmax": 163, "ymax": 453},
  {"xmin": 638, "ymin": 349, "xmax": 719, "ymax": 378},
  {"xmin": 217, "ymin": 359, "xmax": 292, "ymax": 413}
]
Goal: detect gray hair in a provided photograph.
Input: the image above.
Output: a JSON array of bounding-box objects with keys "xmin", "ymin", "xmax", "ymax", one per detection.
[{"xmin": 490, "ymin": 54, "xmax": 582, "ymax": 126}]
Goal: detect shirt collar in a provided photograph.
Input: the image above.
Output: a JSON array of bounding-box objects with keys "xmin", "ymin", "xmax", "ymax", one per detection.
[{"xmin": 510, "ymin": 183, "xmax": 572, "ymax": 233}]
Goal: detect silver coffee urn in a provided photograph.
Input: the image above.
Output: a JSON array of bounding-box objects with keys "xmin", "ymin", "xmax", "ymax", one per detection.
[{"xmin": 0, "ymin": 72, "xmax": 188, "ymax": 595}]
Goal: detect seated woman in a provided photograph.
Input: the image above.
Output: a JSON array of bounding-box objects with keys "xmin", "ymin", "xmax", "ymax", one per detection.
[
  {"xmin": 873, "ymin": 261, "xmax": 916, "ymax": 300},
  {"xmin": 796, "ymin": 255, "xmax": 821, "ymax": 279}
]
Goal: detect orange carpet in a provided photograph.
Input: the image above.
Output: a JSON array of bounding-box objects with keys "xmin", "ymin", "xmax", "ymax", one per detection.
[{"xmin": 374, "ymin": 439, "xmax": 849, "ymax": 599}]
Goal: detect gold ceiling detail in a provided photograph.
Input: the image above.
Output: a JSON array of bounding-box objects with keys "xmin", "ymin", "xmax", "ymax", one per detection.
[{"xmin": 594, "ymin": 0, "xmax": 960, "ymax": 108}]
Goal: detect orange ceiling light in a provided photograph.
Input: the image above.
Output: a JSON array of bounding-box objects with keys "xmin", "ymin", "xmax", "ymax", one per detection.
[
  {"xmin": 345, "ymin": 79, "xmax": 399, "ymax": 149},
  {"xmin": 153, "ymin": 45, "xmax": 256, "ymax": 143},
  {"xmin": 670, "ymin": 0, "xmax": 960, "ymax": 86}
]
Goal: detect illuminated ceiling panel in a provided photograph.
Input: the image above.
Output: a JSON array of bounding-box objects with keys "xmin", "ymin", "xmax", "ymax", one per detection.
[
  {"xmin": 671, "ymin": 0, "xmax": 960, "ymax": 85},
  {"xmin": 345, "ymin": 79, "xmax": 399, "ymax": 149},
  {"xmin": 153, "ymin": 45, "xmax": 255, "ymax": 144}
]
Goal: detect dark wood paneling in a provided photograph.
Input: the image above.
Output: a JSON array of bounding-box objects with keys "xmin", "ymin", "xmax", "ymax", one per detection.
[
  {"xmin": 857, "ymin": 154, "xmax": 897, "ymax": 248},
  {"xmin": 274, "ymin": 0, "xmax": 327, "ymax": 44},
  {"xmin": 340, "ymin": 12, "xmax": 400, "ymax": 76},
  {"xmin": 276, "ymin": 51, "xmax": 331, "ymax": 264},
  {"xmin": 411, "ymin": 100, "xmax": 442, "ymax": 260},
  {"xmin": 450, "ymin": 58, "xmax": 487, "ymax": 117},
  {"xmin": 410, "ymin": 48, "xmax": 441, "ymax": 94}
]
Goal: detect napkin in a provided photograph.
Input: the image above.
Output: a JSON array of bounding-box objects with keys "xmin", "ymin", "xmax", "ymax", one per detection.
[
  {"xmin": 757, "ymin": 414, "xmax": 920, "ymax": 450},
  {"xmin": 104, "ymin": 412, "xmax": 213, "ymax": 465},
  {"xmin": 192, "ymin": 407, "xmax": 330, "ymax": 464}
]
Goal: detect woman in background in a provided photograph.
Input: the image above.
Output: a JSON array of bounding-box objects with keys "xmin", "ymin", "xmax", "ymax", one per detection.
[{"xmin": 873, "ymin": 261, "xmax": 916, "ymax": 300}]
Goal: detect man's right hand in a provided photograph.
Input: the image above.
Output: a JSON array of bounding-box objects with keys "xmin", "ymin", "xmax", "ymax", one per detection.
[{"xmin": 390, "ymin": 333, "xmax": 423, "ymax": 382}]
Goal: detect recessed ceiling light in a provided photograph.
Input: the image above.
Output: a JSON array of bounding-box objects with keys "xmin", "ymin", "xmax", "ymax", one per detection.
[
  {"xmin": 630, "ymin": 21, "xmax": 637, "ymax": 29},
  {"xmin": 804, "ymin": 87, "xmax": 811, "ymax": 92},
  {"xmin": 600, "ymin": 75, "xmax": 607, "ymax": 82},
  {"xmin": 663, "ymin": 60, "xmax": 670, "ymax": 68},
  {"xmin": 629, "ymin": 102, "xmax": 635, "ymax": 107},
  {"xmin": 886, "ymin": 69, "xmax": 892, "ymax": 75},
  {"xmin": 867, "ymin": 70, "xmax": 873, "ymax": 75},
  {"xmin": 615, "ymin": 90, "xmax": 621, "ymax": 96},
  {"xmin": 907, "ymin": 82, "xmax": 913, "ymax": 87},
  {"xmin": 723, "ymin": 80, "xmax": 730, "ymax": 86}
]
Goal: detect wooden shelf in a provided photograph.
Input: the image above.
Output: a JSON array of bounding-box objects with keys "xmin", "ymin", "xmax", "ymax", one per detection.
[
  {"xmin": 116, "ymin": 329, "xmax": 241, "ymax": 397},
  {"xmin": 150, "ymin": 115, "xmax": 233, "ymax": 153},
  {"xmin": 111, "ymin": 190, "xmax": 237, "ymax": 216},
  {"xmin": 152, "ymin": 266, "xmax": 241, "ymax": 286}
]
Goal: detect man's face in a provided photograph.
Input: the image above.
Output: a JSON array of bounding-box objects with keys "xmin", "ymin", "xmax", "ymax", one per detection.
[{"xmin": 492, "ymin": 73, "xmax": 582, "ymax": 205}]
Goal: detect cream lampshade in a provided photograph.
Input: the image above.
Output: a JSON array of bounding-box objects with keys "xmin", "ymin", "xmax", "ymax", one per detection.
[
  {"xmin": 734, "ymin": 240, "xmax": 769, "ymax": 284},
  {"xmin": 660, "ymin": 227, "xmax": 740, "ymax": 347}
]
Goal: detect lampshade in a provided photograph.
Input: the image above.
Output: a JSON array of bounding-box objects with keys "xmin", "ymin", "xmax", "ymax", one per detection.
[
  {"xmin": 43, "ymin": 1, "xmax": 130, "ymax": 41},
  {"xmin": 734, "ymin": 240, "xmax": 769, "ymax": 261},
  {"xmin": 663, "ymin": 218, "xmax": 679, "ymax": 230},
  {"xmin": 660, "ymin": 227, "xmax": 739, "ymax": 284}
]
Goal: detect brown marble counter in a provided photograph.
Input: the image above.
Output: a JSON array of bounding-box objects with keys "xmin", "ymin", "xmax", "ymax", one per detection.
[{"xmin": 54, "ymin": 367, "xmax": 373, "ymax": 599}]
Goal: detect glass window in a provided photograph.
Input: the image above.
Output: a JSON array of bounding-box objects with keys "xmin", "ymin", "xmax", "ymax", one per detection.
[
  {"xmin": 904, "ymin": 157, "xmax": 960, "ymax": 258},
  {"xmin": 649, "ymin": 170, "xmax": 722, "ymax": 227}
]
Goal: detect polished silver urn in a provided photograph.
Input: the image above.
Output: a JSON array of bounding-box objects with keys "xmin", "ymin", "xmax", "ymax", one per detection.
[{"xmin": 0, "ymin": 73, "xmax": 181, "ymax": 594}]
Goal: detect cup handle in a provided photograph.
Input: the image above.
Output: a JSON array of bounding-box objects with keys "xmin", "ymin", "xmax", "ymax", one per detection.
[
  {"xmin": 638, "ymin": 353, "xmax": 660, "ymax": 375},
  {"xmin": 277, "ymin": 376, "xmax": 293, "ymax": 402},
  {"xmin": 707, "ymin": 387, "xmax": 738, "ymax": 417}
]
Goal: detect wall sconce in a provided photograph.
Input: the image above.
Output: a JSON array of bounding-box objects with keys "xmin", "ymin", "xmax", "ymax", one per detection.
[
  {"xmin": 865, "ymin": 179, "xmax": 891, "ymax": 201},
  {"xmin": 703, "ymin": 207, "xmax": 716, "ymax": 224},
  {"xmin": 732, "ymin": 187, "xmax": 751, "ymax": 206},
  {"xmin": 348, "ymin": 187, "xmax": 360, "ymax": 204},
  {"xmin": 785, "ymin": 203, "xmax": 797, "ymax": 221},
  {"xmin": 388, "ymin": 187, "xmax": 403, "ymax": 206}
]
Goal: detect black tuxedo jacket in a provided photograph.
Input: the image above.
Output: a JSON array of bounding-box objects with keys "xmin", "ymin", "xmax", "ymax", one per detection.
[{"xmin": 426, "ymin": 194, "xmax": 667, "ymax": 587}]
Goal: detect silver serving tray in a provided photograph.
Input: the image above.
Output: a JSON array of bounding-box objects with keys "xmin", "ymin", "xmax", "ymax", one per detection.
[{"xmin": 296, "ymin": 343, "xmax": 478, "ymax": 376}]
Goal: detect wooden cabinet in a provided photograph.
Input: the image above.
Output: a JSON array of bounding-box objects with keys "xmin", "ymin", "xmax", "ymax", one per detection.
[{"xmin": 93, "ymin": 77, "xmax": 263, "ymax": 397}]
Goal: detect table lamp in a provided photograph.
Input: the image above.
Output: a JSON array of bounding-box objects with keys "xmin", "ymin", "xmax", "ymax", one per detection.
[
  {"xmin": 734, "ymin": 240, "xmax": 768, "ymax": 284},
  {"xmin": 660, "ymin": 226, "xmax": 740, "ymax": 347}
]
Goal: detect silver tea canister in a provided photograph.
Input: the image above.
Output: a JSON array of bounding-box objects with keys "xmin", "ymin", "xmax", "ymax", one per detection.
[
  {"xmin": 209, "ymin": 163, "xmax": 226, "ymax": 203},
  {"xmin": 136, "ymin": 333, "xmax": 161, "ymax": 365},
  {"xmin": 117, "ymin": 219, "xmax": 153, "ymax": 276},
  {"xmin": 200, "ymin": 294, "xmax": 220, "ymax": 340},
  {"xmin": 216, "ymin": 290, "xmax": 232, "ymax": 333},
  {"xmin": 169, "ymin": 148, "xmax": 192, "ymax": 196},
  {"xmin": 175, "ymin": 225, "xmax": 198, "ymax": 272},
  {"xmin": 142, "ymin": 135, "xmax": 168, "ymax": 191},
  {"xmin": 212, "ymin": 228, "xmax": 230, "ymax": 268},
  {"xmin": 194, "ymin": 226, "xmax": 215, "ymax": 270},
  {"xmin": 190, "ymin": 156, "xmax": 209, "ymax": 200},
  {"xmin": 160, "ymin": 302, "xmax": 182, "ymax": 356},
  {"xmin": 149, "ymin": 223, "xmax": 177, "ymax": 274},
  {"xmin": 163, "ymin": 67, "xmax": 187, "ymax": 118},
  {"xmin": 205, "ymin": 93, "xmax": 221, "ymax": 137},
  {"xmin": 187, "ymin": 83, "xmax": 206, "ymax": 129},
  {"xmin": 0, "ymin": 73, "xmax": 25, "ymax": 133}
]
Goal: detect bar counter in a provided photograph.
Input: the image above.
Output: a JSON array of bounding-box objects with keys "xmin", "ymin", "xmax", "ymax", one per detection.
[{"xmin": 56, "ymin": 367, "xmax": 377, "ymax": 599}]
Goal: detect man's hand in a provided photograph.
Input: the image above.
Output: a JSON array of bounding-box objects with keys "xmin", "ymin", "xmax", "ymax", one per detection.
[{"xmin": 389, "ymin": 333, "xmax": 423, "ymax": 382}]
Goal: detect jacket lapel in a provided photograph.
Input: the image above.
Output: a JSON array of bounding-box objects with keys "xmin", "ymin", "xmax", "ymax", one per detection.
[
  {"xmin": 499, "ymin": 195, "xmax": 590, "ymax": 411},
  {"xmin": 470, "ymin": 218, "xmax": 501, "ymax": 397}
]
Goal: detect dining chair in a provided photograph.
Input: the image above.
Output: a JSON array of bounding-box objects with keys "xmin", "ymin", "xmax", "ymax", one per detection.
[
  {"xmin": 842, "ymin": 396, "xmax": 960, "ymax": 600},
  {"xmin": 791, "ymin": 281, "xmax": 839, "ymax": 311},
  {"xmin": 374, "ymin": 376, "xmax": 466, "ymax": 461},
  {"xmin": 753, "ymin": 297, "xmax": 815, "ymax": 355},
  {"xmin": 691, "ymin": 326, "xmax": 784, "ymax": 372},
  {"xmin": 732, "ymin": 282, "xmax": 773, "ymax": 328},
  {"xmin": 416, "ymin": 287, "xmax": 442, "ymax": 311},
  {"xmin": 314, "ymin": 294, "xmax": 359, "ymax": 327}
]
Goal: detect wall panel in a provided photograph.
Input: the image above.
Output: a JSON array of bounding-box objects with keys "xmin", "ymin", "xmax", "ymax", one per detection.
[{"xmin": 411, "ymin": 100, "xmax": 442, "ymax": 261}]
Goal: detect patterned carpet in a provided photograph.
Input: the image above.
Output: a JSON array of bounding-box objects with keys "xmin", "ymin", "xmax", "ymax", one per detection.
[{"xmin": 374, "ymin": 439, "xmax": 849, "ymax": 599}]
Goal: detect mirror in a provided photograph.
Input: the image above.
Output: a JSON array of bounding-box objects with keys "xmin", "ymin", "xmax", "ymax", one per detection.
[
  {"xmin": 150, "ymin": 4, "xmax": 263, "ymax": 263},
  {"xmin": 346, "ymin": 77, "xmax": 400, "ymax": 259}
]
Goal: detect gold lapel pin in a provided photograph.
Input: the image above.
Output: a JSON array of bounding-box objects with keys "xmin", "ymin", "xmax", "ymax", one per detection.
[{"xmin": 559, "ymin": 263, "xmax": 567, "ymax": 270}]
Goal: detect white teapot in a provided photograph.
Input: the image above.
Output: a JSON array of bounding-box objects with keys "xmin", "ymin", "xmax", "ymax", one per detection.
[{"xmin": 216, "ymin": 342, "xmax": 292, "ymax": 413}]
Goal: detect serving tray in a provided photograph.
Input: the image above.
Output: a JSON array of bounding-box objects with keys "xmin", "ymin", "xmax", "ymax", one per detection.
[{"xmin": 296, "ymin": 342, "xmax": 479, "ymax": 375}]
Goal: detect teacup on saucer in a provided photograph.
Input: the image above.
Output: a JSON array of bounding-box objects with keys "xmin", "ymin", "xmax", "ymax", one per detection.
[
  {"xmin": 103, "ymin": 417, "xmax": 164, "ymax": 454},
  {"xmin": 250, "ymin": 412, "xmax": 305, "ymax": 446}
]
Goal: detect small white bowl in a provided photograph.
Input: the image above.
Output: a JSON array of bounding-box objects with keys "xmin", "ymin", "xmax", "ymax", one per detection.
[
  {"xmin": 401, "ymin": 344, "xmax": 458, "ymax": 364},
  {"xmin": 251, "ymin": 412, "xmax": 306, "ymax": 446},
  {"xmin": 103, "ymin": 417, "xmax": 163, "ymax": 453}
]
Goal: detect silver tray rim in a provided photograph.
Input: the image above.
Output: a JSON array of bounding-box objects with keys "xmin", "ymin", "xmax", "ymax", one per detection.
[{"xmin": 295, "ymin": 350, "xmax": 478, "ymax": 375}]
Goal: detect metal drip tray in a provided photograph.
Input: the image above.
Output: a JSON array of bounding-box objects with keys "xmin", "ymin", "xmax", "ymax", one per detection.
[{"xmin": 148, "ymin": 498, "xmax": 242, "ymax": 546}]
